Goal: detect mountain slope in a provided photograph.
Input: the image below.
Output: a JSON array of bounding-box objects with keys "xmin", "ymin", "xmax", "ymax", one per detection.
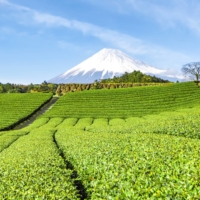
[{"xmin": 48, "ymin": 48, "xmax": 171, "ymax": 83}]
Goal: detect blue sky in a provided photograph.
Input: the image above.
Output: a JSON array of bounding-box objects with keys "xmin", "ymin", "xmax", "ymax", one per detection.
[{"xmin": 0, "ymin": 0, "xmax": 200, "ymax": 84}]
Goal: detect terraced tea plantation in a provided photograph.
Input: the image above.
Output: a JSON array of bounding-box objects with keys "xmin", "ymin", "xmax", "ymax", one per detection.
[
  {"xmin": 0, "ymin": 93, "xmax": 52, "ymax": 130},
  {"xmin": 42, "ymin": 82, "xmax": 200, "ymax": 118},
  {"xmin": 0, "ymin": 82, "xmax": 200, "ymax": 199}
]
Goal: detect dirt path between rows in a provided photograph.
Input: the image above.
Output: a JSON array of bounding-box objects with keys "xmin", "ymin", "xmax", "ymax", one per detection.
[{"xmin": 13, "ymin": 97, "xmax": 59, "ymax": 130}]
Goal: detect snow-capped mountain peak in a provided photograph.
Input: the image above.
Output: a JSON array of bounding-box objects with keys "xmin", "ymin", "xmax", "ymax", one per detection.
[{"xmin": 48, "ymin": 48, "xmax": 169, "ymax": 83}]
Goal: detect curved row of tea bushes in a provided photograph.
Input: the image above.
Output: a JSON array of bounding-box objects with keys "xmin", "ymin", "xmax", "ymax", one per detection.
[
  {"xmin": 0, "ymin": 93, "xmax": 53, "ymax": 130},
  {"xmin": 0, "ymin": 134, "xmax": 20, "ymax": 152},
  {"xmin": 85, "ymin": 106, "xmax": 200, "ymax": 140},
  {"xmin": 0, "ymin": 128, "xmax": 79, "ymax": 199},
  {"xmin": 0, "ymin": 118, "xmax": 52, "ymax": 153},
  {"xmin": 42, "ymin": 82, "xmax": 200, "ymax": 119},
  {"xmin": 55, "ymin": 128, "xmax": 200, "ymax": 199},
  {"xmin": 22, "ymin": 117, "xmax": 50, "ymax": 131},
  {"xmin": 36, "ymin": 117, "xmax": 64, "ymax": 130}
]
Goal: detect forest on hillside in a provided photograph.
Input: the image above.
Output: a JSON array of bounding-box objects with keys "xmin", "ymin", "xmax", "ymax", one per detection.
[{"xmin": 100, "ymin": 70, "xmax": 170, "ymax": 83}]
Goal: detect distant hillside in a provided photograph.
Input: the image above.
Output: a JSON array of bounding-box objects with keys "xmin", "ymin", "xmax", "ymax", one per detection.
[
  {"xmin": 43, "ymin": 82, "xmax": 200, "ymax": 119},
  {"xmin": 100, "ymin": 70, "xmax": 170, "ymax": 83}
]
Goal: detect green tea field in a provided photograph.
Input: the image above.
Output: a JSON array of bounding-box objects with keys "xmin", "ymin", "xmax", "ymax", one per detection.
[
  {"xmin": 0, "ymin": 82, "xmax": 200, "ymax": 199},
  {"xmin": 42, "ymin": 82, "xmax": 200, "ymax": 118},
  {"xmin": 0, "ymin": 93, "xmax": 52, "ymax": 131}
]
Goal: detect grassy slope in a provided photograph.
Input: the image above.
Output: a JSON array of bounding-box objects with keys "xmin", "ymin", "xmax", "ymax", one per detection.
[
  {"xmin": 0, "ymin": 82, "xmax": 200, "ymax": 198},
  {"xmin": 42, "ymin": 82, "xmax": 200, "ymax": 118},
  {"xmin": 0, "ymin": 93, "xmax": 52, "ymax": 130}
]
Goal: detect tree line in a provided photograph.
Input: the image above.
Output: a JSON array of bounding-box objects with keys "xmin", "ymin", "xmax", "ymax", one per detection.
[{"xmin": 0, "ymin": 81, "xmax": 58, "ymax": 94}]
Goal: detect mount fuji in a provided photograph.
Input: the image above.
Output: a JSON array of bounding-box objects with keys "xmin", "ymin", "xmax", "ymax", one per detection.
[{"xmin": 48, "ymin": 48, "xmax": 181, "ymax": 83}]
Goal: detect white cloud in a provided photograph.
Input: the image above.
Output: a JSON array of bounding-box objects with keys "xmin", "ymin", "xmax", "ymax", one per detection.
[
  {"xmin": 126, "ymin": 0, "xmax": 200, "ymax": 34},
  {"xmin": 33, "ymin": 12, "xmax": 71, "ymax": 27},
  {"xmin": 82, "ymin": 0, "xmax": 200, "ymax": 35},
  {"xmin": 0, "ymin": 0, "xmax": 8, "ymax": 4},
  {"xmin": 0, "ymin": 0, "xmax": 31, "ymax": 11},
  {"xmin": 0, "ymin": 0, "xmax": 196, "ymax": 70},
  {"xmin": 32, "ymin": 13, "xmax": 192, "ymax": 68}
]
